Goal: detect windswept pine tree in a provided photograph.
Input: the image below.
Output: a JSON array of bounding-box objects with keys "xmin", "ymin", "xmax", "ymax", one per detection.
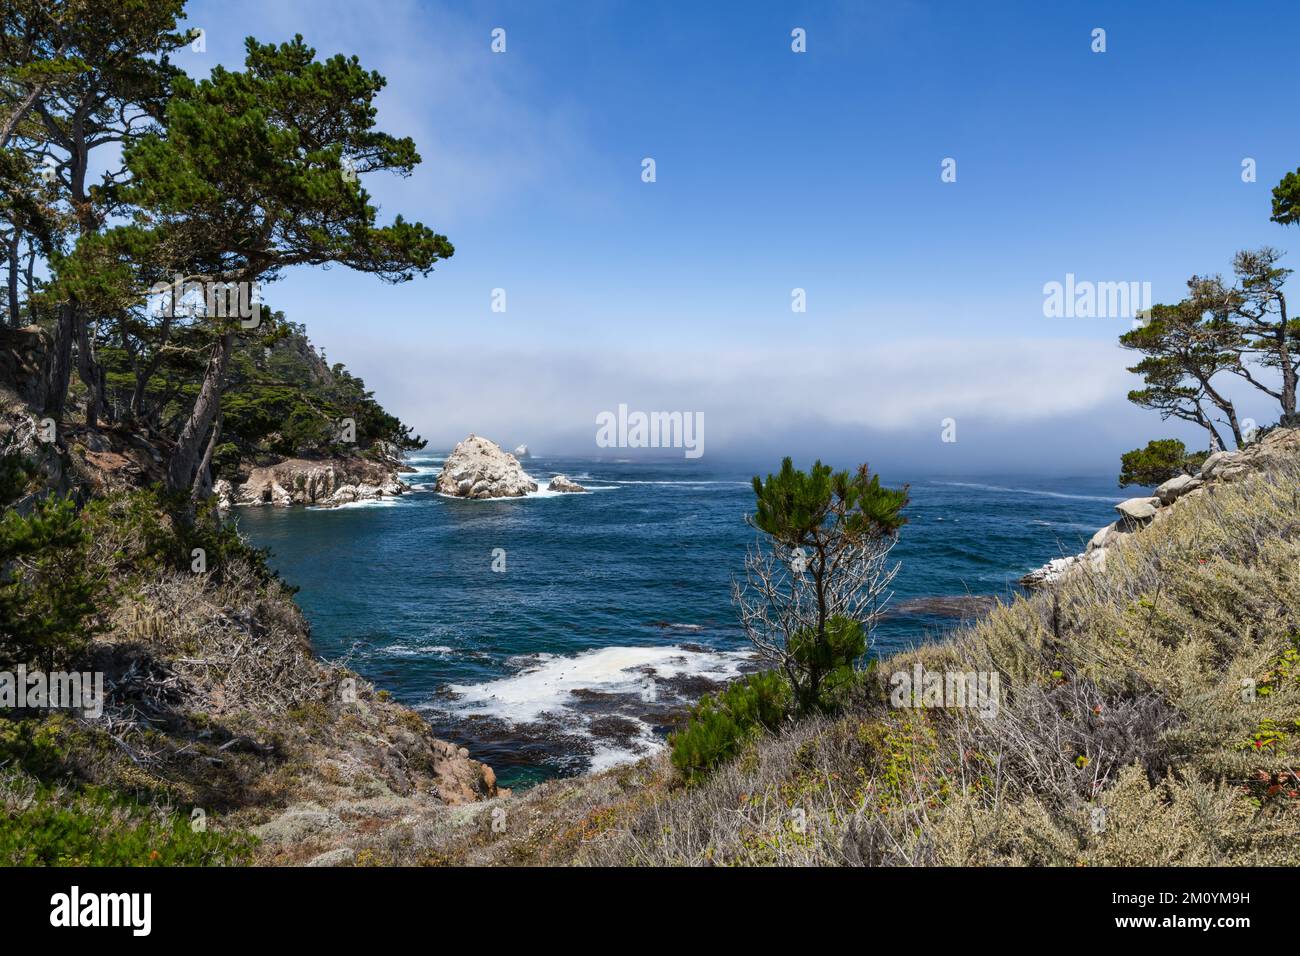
[{"xmin": 1118, "ymin": 166, "xmax": 1299, "ymax": 483}]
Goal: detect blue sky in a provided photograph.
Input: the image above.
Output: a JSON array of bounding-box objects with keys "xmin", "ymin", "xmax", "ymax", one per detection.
[{"xmin": 180, "ymin": 0, "xmax": 1300, "ymax": 474}]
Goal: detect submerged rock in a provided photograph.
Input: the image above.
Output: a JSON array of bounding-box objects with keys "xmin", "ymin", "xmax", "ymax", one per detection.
[{"xmin": 435, "ymin": 434, "xmax": 537, "ymax": 499}]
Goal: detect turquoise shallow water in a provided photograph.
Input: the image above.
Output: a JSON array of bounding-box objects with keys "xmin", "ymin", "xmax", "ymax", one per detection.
[{"xmin": 236, "ymin": 454, "xmax": 1126, "ymax": 788}]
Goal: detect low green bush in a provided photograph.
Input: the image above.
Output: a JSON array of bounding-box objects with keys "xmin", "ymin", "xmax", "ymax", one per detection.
[
  {"xmin": 670, "ymin": 671, "xmax": 790, "ymax": 783},
  {"xmin": 0, "ymin": 783, "xmax": 255, "ymax": 866}
]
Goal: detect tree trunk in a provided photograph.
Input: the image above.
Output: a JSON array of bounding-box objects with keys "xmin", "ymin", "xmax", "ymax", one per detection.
[
  {"xmin": 167, "ymin": 331, "xmax": 234, "ymax": 496},
  {"xmin": 75, "ymin": 315, "xmax": 105, "ymax": 428},
  {"xmin": 1277, "ymin": 292, "xmax": 1297, "ymax": 422},
  {"xmin": 6, "ymin": 235, "xmax": 18, "ymax": 328},
  {"xmin": 191, "ymin": 410, "xmax": 223, "ymax": 503},
  {"xmin": 42, "ymin": 303, "xmax": 75, "ymax": 421}
]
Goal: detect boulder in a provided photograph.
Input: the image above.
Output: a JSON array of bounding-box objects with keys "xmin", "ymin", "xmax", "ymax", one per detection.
[
  {"xmin": 547, "ymin": 474, "xmax": 586, "ymax": 493},
  {"xmin": 513, "ymin": 444, "xmax": 530, "ymax": 460},
  {"xmin": 1115, "ymin": 496, "xmax": 1161, "ymax": 524},
  {"xmin": 0, "ymin": 325, "xmax": 51, "ymax": 409},
  {"xmin": 214, "ymin": 478, "xmax": 234, "ymax": 510},
  {"xmin": 1154, "ymin": 473, "xmax": 1202, "ymax": 505},
  {"xmin": 305, "ymin": 847, "xmax": 356, "ymax": 867},
  {"xmin": 435, "ymin": 434, "xmax": 537, "ymax": 499},
  {"xmin": 1200, "ymin": 450, "xmax": 1240, "ymax": 479},
  {"xmin": 1086, "ymin": 521, "xmax": 1131, "ymax": 553}
]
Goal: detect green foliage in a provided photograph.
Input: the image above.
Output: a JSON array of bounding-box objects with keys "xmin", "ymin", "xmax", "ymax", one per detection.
[
  {"xmin": 215, "ymin": 318, "xmax": 425, "ymax": 466},
  {"xmin": 121, "ymin": 34, "xmax": 453, "ymax": 284},
  {"xmin": 670, "ymin": 672, "xmax": 790, "ymax": 783},
  {"xmin": 1119, "ymin": 297, "xmax": 1243, "ymax": 450},
  {"xmin": 744, "ymin": 459, "xmax": 906, "ymax": 713},
  {"xmin": 1272, "ymin": 167, "xmax": 1300, "ymax": 226},
  {"xmin": 0, "ymin": 483, "xmax": 276, "ymax": 668},
  {"xmin": 0, "ymin": 784, "xmax": 254, "ymax": 866},
  {"xmin": 753, "ymin": 458, "xmax": 907, "ymax": 545},
  {"xmin": 789, "ymin": 616, "xmax": 869, "ymax": 712},
  {"xmin": 79, "ymin": 486, "xmax": 276, "ymax": 588},
  {"xmin": 0, "ymin": 496, "xmax": 105, "ymax": 668},
  {"xmin": 1118, "ymin": 438, "xmax": 1207, "ymax": 487},
  {"xmin": 0, "ymin": 715, "xmax": 254, "ymax": 865},
  {"xmin": 0, "ymin": 451, "xmax": 34, "ymax": 507}
]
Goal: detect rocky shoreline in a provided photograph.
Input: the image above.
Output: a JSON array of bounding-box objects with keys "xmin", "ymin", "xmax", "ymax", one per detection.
[
  {"xmin": 215, "ymin": 454, "xmax": 411, "ymax": 509},
  {"xmin": 1020, "ymin": 427, "xmax": 1299, "ymax": 588}
]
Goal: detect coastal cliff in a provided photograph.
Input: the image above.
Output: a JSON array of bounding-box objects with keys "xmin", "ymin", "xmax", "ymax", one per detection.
[{"xmin": 216, "ymin": 455, "xmax": 409, "ymax": 509}]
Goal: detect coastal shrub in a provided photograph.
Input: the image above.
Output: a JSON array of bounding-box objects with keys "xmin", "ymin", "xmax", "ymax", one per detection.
[
  {"xmin": 567, "ymin": 453, "xmax": 1300, "ymax": 866},
  {"xmin": 80, "ymin": 486, "xmax": 276, "ymax": 589},
  {"xmin": 0, "ymin": 714, "xmax": 256, "ymax": 865},
  {"xmin": 0, "ymin": 777, "xmax": 255, "ymax": 866},
  {"xmin": 670, "ymin": 672, "xmax": 790, "ymax": 783},
  {"xmin": 0, "ymin": 495, "xmax": 106, "ymax": 669},
  {"xmin": 1118, "ymin": 438, "xmax": 1206, "ymax": 487}
]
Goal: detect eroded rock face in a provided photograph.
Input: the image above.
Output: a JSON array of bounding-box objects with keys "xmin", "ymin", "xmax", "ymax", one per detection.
[
  {"xmin": 435, "ymin": 434, "xmax": 537, "ymax": 499},
  {"xmin": 547, "ymin": 474, "xmax": 586, "ymax": 493},
  {"xmin": 222, "ymin": 457, "xmax": 407, "ymax": 508}
]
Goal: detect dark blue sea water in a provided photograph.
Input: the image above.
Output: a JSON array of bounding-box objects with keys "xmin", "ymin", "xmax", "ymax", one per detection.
[{"xmin": 236, "ymin": 453, "xmax": 1126, "ymax": 788}]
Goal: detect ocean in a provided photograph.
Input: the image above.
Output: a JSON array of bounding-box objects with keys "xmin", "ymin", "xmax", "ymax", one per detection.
[{"xmin": 235, "ymin": 453, "xmax": 1127, "ymax": 789}]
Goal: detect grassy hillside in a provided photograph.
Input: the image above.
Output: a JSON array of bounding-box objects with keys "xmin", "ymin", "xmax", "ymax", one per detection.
[{"xmin": 402, "ymin": 437, "xmax": 1300, "ymax": 866}]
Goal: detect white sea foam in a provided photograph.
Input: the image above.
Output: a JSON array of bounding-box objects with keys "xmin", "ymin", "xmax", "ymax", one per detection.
[
  {"xmin": 445, "ymin": 644, "xmax": 750, "ymax": 723},
  {"xmin": 433, "ymin": 473, "xmax": 618, "ymax": 501},
  {"xmin": 933, "ymin": 481, "xmax": 1121, "ymax": 503},
  {"xmin": 317, "ymin": 496, "xmax": 403, "ymax": 510},
  {"xmin": 382, "ymin": 643, "xmax": 454, "ymax": 657},
  {"xmin": 440, "ymin": 644, "xmax": 752, "ymax": 770},
  {"xmin": 605, "ymin": 479, "xmax": 750, "ymax": 486}
]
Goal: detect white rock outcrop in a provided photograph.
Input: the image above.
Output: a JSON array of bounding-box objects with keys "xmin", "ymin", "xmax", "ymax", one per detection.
[
  {"xmin": 1154, "ymin": 473, "xmax": 1202, "ymax": 505},
  {"xmin": 1115, "ymin": 496, "xmax": 1161, "ymax": 523},
  {"xmin": 547, "ymin": 474, "xmax": 586, "ymax": 493},
  {"xmin": 513, "ymin": 444, "xmax": 530, "ymax": 460},
  {"xmin": 435, "ymin": 435, "xmax": 537, "ymax": 499},
  {"xmin": 218, "ymin": 458, "xmax": 407, "ymax": 509}
]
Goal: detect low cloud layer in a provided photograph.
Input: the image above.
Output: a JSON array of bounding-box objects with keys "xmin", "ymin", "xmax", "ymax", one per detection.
[{"xmin": 337, "ymin": 336, "xmax": 1158, "ymax": 474}]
